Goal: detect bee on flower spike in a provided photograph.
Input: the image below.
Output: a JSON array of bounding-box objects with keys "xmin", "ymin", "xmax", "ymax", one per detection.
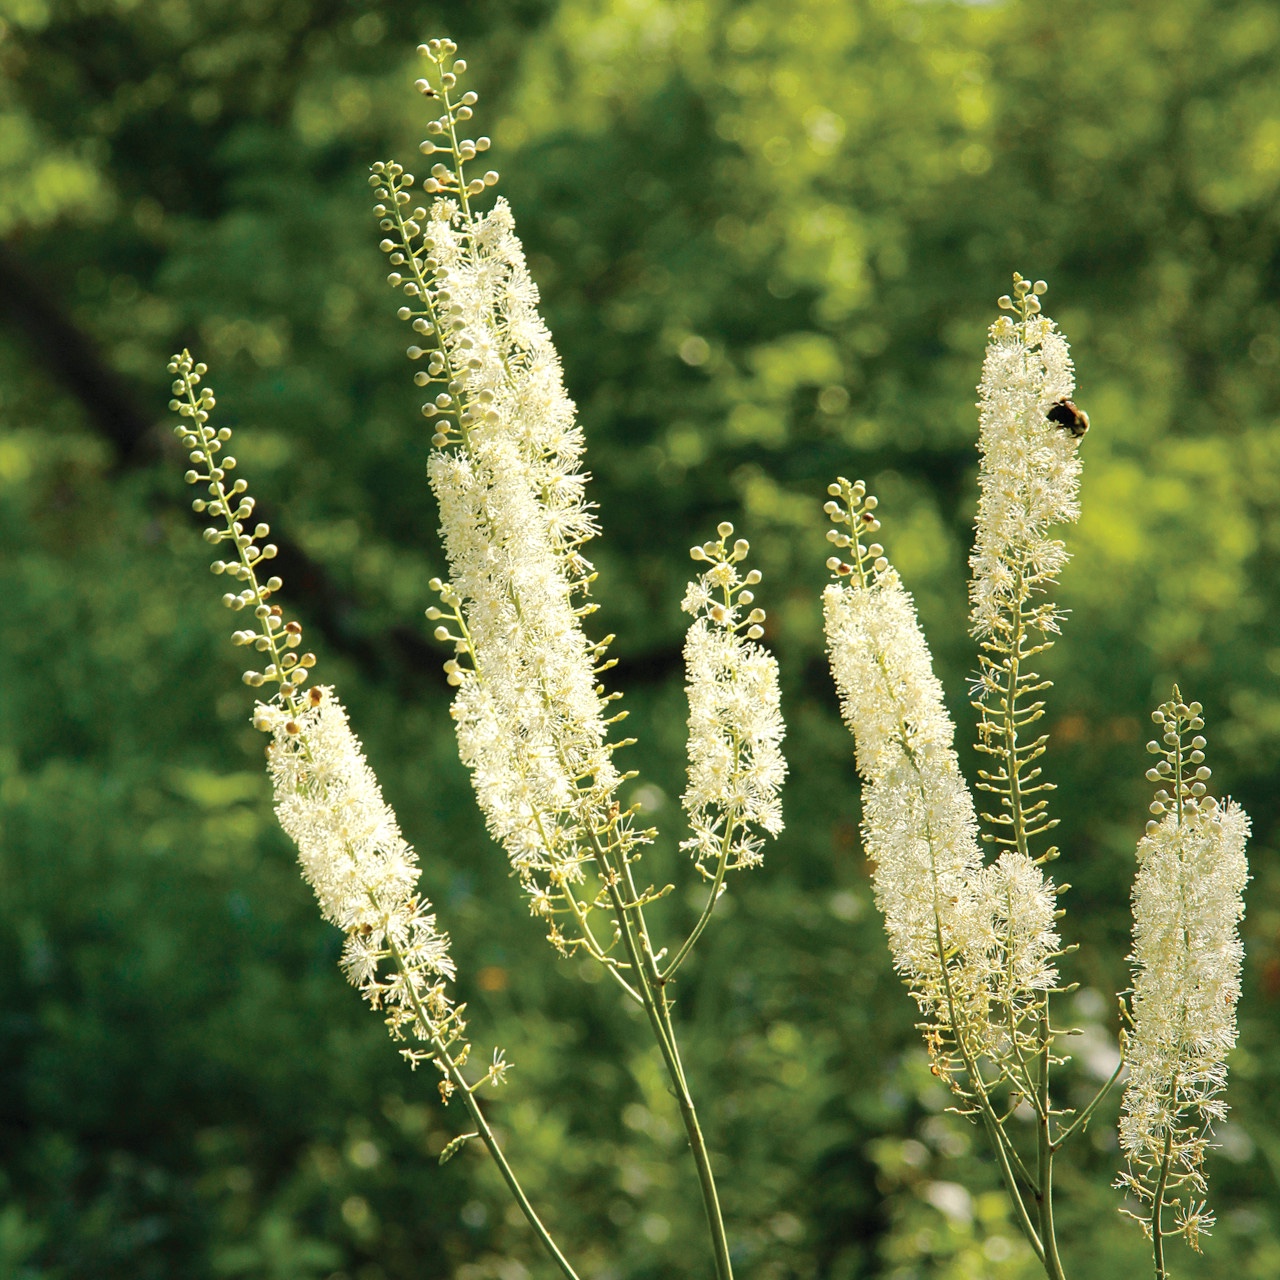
[{"xmin": 1046, "ymin": 397, "xmax": 1089, "ymax": 438}]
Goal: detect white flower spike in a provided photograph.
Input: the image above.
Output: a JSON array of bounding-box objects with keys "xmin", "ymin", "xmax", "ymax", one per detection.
[{"xmin": 1118, "ymin": 694, "xmax": 1250, "ymax": 1262}]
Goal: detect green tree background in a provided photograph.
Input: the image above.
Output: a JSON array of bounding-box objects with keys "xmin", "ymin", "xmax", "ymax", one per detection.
[{"xmin": 1, "ymin": 0, "xmax": 1278, "ymax": 1276}]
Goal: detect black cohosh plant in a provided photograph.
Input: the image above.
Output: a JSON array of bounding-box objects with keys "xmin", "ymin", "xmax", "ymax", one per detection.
[
  {"xmin": 820, "ymin": 279, "xmax": 1250, "ymax": 1280},
  {"xmin": 166, "ymin": 40, "xmax": 1250, "ymax": 1280}
]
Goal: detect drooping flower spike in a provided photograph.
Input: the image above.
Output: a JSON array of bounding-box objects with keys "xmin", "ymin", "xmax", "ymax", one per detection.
[
  {"xmin": 168, "ymin": 351, "xmax": 469, "ymax": 1075},
  {"xmin": 168, "ymin": 346, "xmax": 580, "ymax": 1280}
]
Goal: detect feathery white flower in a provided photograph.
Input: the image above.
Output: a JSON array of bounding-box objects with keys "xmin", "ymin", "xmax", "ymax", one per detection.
[
  {"xmin": 680, "ymin": 527, "xmax": 786, "ymax": 874},
  {"xmin": 1118, "ymin": 698, "xmax": 1250, "ymax": 1248},
  {"xmin": 259, "ymin": 690, "xmax": 463, "ymax": 1051},
  {"xmin": 167, "ymin": 354, "xmax": 464, "ymax": 1059},
  {"xmin": 372, "ymin": 161, "xmax": 639, "ymax": 936},
  {"xmin": 972, "ymin": 848, "xmax": 1061, "ymax": 1007},
  {"xmin": 968, "ymin": 277, "xmax": 1083, "ymax": 866},
  {"xmin": 823, "ymin": 479, "xmax": 1060, "ymax": 1081},
  {"xmin": 824, "ymin": 566, "xmax": 986, "ymax": 991},
  {"xmin": 970, "ymin": 282, "xmax": 1081, "ymax": 639}
]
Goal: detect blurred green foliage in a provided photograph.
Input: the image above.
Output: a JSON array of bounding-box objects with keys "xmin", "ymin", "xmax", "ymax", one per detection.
[{"xmin": 1, "ymin": 0, "xmax": 1279, "ymax": 1276}]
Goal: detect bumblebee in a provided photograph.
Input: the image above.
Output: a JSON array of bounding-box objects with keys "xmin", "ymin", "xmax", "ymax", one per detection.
[{"xmin": 1046, "ymin": 398, "xmax": 1089, "ymax": 438}]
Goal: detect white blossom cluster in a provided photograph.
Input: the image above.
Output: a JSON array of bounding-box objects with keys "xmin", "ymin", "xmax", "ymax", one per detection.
[
  {"xmin": 824, "ymin": 567, "xmax": 987, "ymax": 995},
  {"xmin": 970, "ymin": 283, "xmax": 1081, "ymax": 638},
  {"xmin": 257, "ymin": 689, "xmax": 462, "ymax": 1049},
  {"xmin": 823, "ymin": 481, "xmax": 1060, "ymax": 1083},
  {"xmin": 407, "ymin": 192, "xmax": 630, "ymax": 905},
  {"xmin": 680, "ymin": 528, "xmax": 786, "ymax": 874},
  {"xmin": 1119, "ymin": 725, "xmax": 1250, "ymax": 1243}
]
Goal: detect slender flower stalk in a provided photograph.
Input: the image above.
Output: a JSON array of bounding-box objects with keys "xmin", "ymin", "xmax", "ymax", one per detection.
[
  {"xmin": 1117, "ymin": 694, "xmax": 1250, "ymax": 1276},
  {"xmin": 822, "ymin": 481, "xmax": 1060, "ymax": 1268},
  {"xmin": 821, "ymin": 276, "xmax": 1101, "ymax": 1280},
  {"xmin": 369, "ymin": 40, "xmax": 786, "ymax": 1280},
  {"xmin": 965, "ymin": 274, "xmax": 1085, "ymax": 1280},
  {"xmin": 665, "ymin": 524, "xmax": 786, "ymax": 979},
  {"xmin": 167, "ymin": 351, "xmax": 581, "ymax": 1280}
]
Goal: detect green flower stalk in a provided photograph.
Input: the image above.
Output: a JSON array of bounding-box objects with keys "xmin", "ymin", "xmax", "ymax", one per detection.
[
  {"xmin": 821, "ymin": 278, "xmax": 1124, "ymax": 1280},
  {"xmin": 167, "ymin": 351, "xmax": 580, "ymax": 1280},
  {"xmin": 369, "ymin": 39, "xmax": 788, "ymax": 1280},
  {"xmin": 823, "ymin": 479, "xmax": 1064, "ymax": 1271},
  {"xmin": 1118, "ymin": 694, "xmax": 1250, "ymax": 1277}
]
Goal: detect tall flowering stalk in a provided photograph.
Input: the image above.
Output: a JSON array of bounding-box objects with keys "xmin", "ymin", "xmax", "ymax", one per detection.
[
  {"xmin": 369, "ymin": 39, "xmax": 786, "ymax": 1279},
  {"xmin": 821, "ymin": 279, "xmax": 1129, "ymax": 1280},
  {"xmin": 167, "ymin": 352, "xmax": 581, "ymax": 1280},
  {"xmin": 822, "ymin": 480, "xmax": 1065, "ymax": 1269},
  {"xmin": 1118, "ymin": 694, "xmax": 1250, "ymax": 1278},
  {"xmin": 965, "ymin": 275, "xmax": 1083, "ymax": 1280}
]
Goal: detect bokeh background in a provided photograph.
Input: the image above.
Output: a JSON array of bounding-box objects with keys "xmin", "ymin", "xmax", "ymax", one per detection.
[{"xmin": 2, "ymin": 0, "xmax": 1279, "ymax": 1276}]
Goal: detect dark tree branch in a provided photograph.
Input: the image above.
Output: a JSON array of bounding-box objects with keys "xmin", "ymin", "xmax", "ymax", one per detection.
[{"xmin": 0, "ymin": 239, "xmax": 152, "ymax": 460}]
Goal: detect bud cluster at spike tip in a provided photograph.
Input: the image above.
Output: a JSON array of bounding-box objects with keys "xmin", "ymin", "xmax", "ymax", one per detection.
[
  {"xmin": 167, "ymin": 350, "xmax": 317, "ymax": 700},
  {"xmin": 680, "ymin": 524, "xmax": 786, "ymax": 875}
]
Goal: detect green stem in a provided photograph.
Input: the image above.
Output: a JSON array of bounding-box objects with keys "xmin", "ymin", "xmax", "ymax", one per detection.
[
  {"xmin": 388, "ymin": 74, "xmax": 735, "ymax": 1272},
  {"xmin": 893, "ymin": 707, "xmax": 1043, "ymax": 1261},
  {"xmin": 663, "ymin": 835, "xmax": 731, "ymax": 981},
  {"xmin": 593, "ymin": 839, "xmax": 735, "ymax": 1279},
  {"xmin": 992, "ymin": 565, "xmax": 1067, "ymax": 1280},
  {"xmin": 933, "ymin": 915, "xmax": 1045, "ymax": 1263},
  {"xmin": 1152, "ymin": 1130, "xmax": 1173, "ymax": 1280},
  {"xmin": 1053, "ymin": 1055, "xmax": 1124, "ymax": 1150},
  {"xmin": 388, "ymin": 938, "xmax": 581, "ymax": 1280},
  {"xmin": 558, "ymin": 873, "xmax": 644, "ymax": 1005},
  {"xmin": 1036, "ymin": 1007, "xmax": 1067, "ymax": 1280}
]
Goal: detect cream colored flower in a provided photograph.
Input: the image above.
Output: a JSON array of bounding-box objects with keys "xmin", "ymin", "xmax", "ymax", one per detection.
[
  {"xmin": 680, "ymin": 529, "xmax": 786, "ymax": 874},
  {"xmin": 261, "ymin": 690, "xmax": 462, "ymax": 1049}
]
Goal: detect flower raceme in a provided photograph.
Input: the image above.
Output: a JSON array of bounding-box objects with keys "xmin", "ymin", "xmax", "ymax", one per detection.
[
  {"xmin": 681, "ymin": 526, "xmax": 787, "ymax": 878},
  {"xmin": 168, "ymin": 348, "xmax": 583, "ymax": 1280},
  {"xmin": 1118, "ymin": 697, "xmax": 1250, "ymax": 1254},
  {"xmin": 256, "ymin": 692, "xmax": 468, "ymax": 1064},
  {"xmin": 371, "ymin": 41, "xmax": 787, "ymax": 962},
  {"xmin": 970, "ymin": 276, "xmax": 1081, "ymax": 641},
  {"xmin": 369, "ymin": 43, "xmax": 783, "ymax": 1277},
  {"xmin": 821, "ymin": 280, "xmax": 1088, "ymax": 1280},
  {"xmin": 373, "ymin": 146, "xmax": 633, "ymax": 939},
  {"xmin": 970, "ymin": 275, "xmax": 1084, "ymax": 866},
  {"xmin": 167, "ymin": 351, "xmax": 470, "ymax": 1070},
  {"xmin": 821, "ymin": 480, "xmax": 1059, "ymax": 1087}
]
